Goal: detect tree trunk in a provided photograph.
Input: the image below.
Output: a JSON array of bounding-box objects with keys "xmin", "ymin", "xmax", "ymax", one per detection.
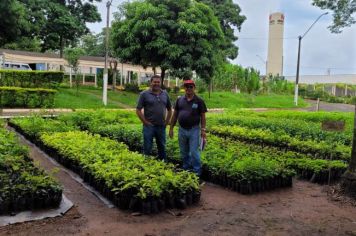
[
  {"xmin": 341, "ymin": 104, "xmax": 356, "ymax": 197},
  {"xmin": 60, "ymin": 36, "xmax": 65, "ymax": 71},
  {"xmin": 208, "ymin": 80, "xmax": 212, "ymax": 99},
  {"xmin": 113, "ymin": 70, "xmax": 117, "ymax": 90},
  {"xmin": 161, "ymin": 68, "xmax": 166, "ymax": 88}
]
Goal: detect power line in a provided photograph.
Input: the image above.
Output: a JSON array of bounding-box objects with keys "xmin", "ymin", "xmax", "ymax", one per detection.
[{"xmin": 238, "ymin": 36, "xmax": 297, "ymax": 40}]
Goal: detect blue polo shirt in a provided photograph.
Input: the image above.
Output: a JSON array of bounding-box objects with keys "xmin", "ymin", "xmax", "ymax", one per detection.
[
  {"xmin": 174, "ymin": 95, "xmax": 207, "ymax": 129},
  {"xmin": 136, "ymin": 89, "xmax": 172, "ymax": 126}
]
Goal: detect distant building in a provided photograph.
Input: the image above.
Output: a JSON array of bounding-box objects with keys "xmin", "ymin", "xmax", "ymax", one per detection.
[
  {"xmin": 267, "ymin": 12, "xmax": 284, "ymax": 76},
  {"xmin": 0, "ymin": 49, "xmax": 159, "ymax": 85},
  {"xmin": 284, "ymin": 74, "xmax": 356, "ymax": 85}
]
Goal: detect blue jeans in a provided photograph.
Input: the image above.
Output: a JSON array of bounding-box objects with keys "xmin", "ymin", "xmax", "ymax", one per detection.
[
  {"xmin": 178, "ymin": 126, "xmax": 201, "ymax": 176},
  {"xmin": 143, "ymin": 125, "xmax": 166, "ymax": 161}
]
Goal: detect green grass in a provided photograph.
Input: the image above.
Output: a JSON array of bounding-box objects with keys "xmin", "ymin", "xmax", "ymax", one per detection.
[
  {"xmin": 54, "ymin": 87, "xmax": 120, "ymax": 109},
  {"xmin": 198, "ymin": 92, "xmax": 308, "ymax": 109},
  {"xmin": 54, "ymin": 86, "xmax": 308, "ymax": 109},
  {"xmin": 80, "ymin": 87, "xmax": 138, "ymax": 107}
]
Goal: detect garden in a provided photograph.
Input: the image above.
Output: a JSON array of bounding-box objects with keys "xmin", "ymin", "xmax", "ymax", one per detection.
[
  {"xmin": 1, "ymin": 108, "xmax": 356, "ymax": 235},
  {"xmin": 1, "ymin": 109, "xmax": 353, "ymax": 213}
]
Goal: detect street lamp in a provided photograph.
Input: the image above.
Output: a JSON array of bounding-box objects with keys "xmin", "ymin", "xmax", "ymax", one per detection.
[
  {"xmin": 256, "ymin": 54, "xmax": 267, "ymax": 76},
  {"xmin": 103, "ymin": 0, "xmax": 114, "ymax": 106},
  {"xmin": 294, "ymin": 12, "xmax": 328, "ymax": 106}
]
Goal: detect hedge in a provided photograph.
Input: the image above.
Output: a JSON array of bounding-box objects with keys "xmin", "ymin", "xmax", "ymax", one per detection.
[
  {"xmin": 0, "ymin": 86, "xmax": 57, "ymax": 108},
  {"xmin": 0, "ymin": 70, "xmax": 63, "ymax": 88}
]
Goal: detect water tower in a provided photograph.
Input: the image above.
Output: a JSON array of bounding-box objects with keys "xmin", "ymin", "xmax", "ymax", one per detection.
[{"xmin": 267, "ymin": 12, "xmax": 284, "ymax": 76}]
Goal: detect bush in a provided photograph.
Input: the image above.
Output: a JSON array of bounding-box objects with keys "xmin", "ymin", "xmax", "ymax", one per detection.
[
  {"xmin": 0, "ymin": 86, "xmax": 57, "ymax": 108},
  {"xmin": 124, "ymin": 83, "xmax": 140, "ymax": 92},
  {"xmin": 195, "ymin": 79, "xmax": 207, "ymax": 93},
  {"xmin": 0, "ymin": 70, "xmax": 63, "ymax": 88},
  {"xmin": 173, "ymin": 86, "xmax": 180, "ymax": 94}
]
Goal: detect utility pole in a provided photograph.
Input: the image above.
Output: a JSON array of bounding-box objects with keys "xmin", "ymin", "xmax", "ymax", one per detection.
[
  {"xmin": 294, "ymin": 12, "xmax": 328, "ymax": 106},
  {"xmin": 103, "ymin": 0, "xmax": 113, "ymax": 106}
]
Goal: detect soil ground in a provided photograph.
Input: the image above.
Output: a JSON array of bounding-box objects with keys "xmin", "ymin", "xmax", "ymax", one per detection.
[{"xmin": 1, "ymin": 132, "xmax": 356, "ymax": 236}]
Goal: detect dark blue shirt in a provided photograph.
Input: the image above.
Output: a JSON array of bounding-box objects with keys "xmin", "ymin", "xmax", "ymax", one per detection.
[
  {"xmin": 174, "ymin": 95, "xmax": 207, "ymax": 129},
  {"xmin": 136, "ymin": 89, "xmax": 172, "ymax": 126}
]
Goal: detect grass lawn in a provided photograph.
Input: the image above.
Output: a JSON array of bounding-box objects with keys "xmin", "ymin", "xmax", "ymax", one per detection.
[
  {"xmin": 54, "ymin": 86, "xmax": 308, "ymax": 109},
  {"xmin": 199, "ymin": 92, "xmax": 308, "ymax": 109},
  {"xmin": 54, "ymin": 87, "xmax": 121, "ymax": 109}
]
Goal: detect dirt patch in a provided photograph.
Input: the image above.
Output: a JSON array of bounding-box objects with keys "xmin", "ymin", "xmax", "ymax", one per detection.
[{"xmin": 1, "ymin": 134, "xmax": 356, "ymax": 236}]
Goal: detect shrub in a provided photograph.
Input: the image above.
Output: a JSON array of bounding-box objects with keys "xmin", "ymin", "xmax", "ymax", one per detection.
[
  {"xmin": 0, "ymin": 86, "xmax": 57, "ymax": 108},
  {"xmin": 124, "ymin": 83, "xmax": 140, "ymax": 92},
  {"xmin": 0, "ymin": 70, "xmax": 63, "ymax": 88}
]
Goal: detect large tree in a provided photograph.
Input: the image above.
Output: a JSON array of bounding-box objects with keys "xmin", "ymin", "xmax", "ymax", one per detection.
[
  {"xmin": 0, "ymin": 0, "xmax": 102, "ymax": 55},
  {"xmin": 197, "ymin": 0, "xmax": 246, "ymax": 59},
  {"xmin": 0, "ymin": 0, "xmax": 29, "ymax": 46},
  {"xmin": 80, "ymin": 31, "xmax": 106, "ymax": 57},
  {"xmin": 38, "ymin": 0, "xmax": 102, "ymax": 57},
  {"xmin": 312, "ymin": 0, "xmax": 356, "ymax": 33},
  {"xmin": 111, "ymin": 0, "xmax": 225, "ymax": 85}
]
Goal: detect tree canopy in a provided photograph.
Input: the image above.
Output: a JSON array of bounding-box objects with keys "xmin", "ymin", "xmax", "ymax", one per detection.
[
  {"xmin": 197, "ymin": 0, "xmax": 246, "ymax": 59},
  {"xmin": 80, "ymin": 33, "xmax": 105, "ymax": 57},
  {"xmin": 111, "ymin": 0, "xmax": 225, "ymax": 84},
  {"xmin": 312, "ymin": 0, "xmax": 356, "ymax": 33},
  {"xmin": 0, "ymin": 0, "xmax": 102, "ymax": 55},
  {"xmin": 0, "ymin": 0, "xmax": 29, "ymax": 46}
]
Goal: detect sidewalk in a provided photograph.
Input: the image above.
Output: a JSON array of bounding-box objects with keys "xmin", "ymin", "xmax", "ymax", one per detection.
[
  {"xmin": 0, "ymin": 108, "xmax": 226, "ymax": 119},
  {"xmin": 0, "ymin": 108, "xmax": 73, "ymax": 118}
]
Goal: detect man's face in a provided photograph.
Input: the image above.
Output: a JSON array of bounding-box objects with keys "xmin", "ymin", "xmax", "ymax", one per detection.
[
  {"xmin": 150, "ymin": 78, "xmax": 161, "ymax": 91},
  {"xmin": 184, "ymin": 84, "xmax": 195, "ymax": 95}
]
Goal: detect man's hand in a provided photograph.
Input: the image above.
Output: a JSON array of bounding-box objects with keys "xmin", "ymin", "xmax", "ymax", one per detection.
[
  {"xmin": 144, "ymin": 120, "xmax": 153, "ymax": 126},
  {"xmin": 169, "ymin": 128, "xmax": 174, "ymax": 139},
  {"xmin": 201, "ymin": 130, "xmax": 206, "ymax": 139}
]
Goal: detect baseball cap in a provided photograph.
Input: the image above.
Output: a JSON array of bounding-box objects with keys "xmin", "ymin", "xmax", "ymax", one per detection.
[{"xmin": 183, "ymin": 80, "xmax": 195, "ymax": 86}]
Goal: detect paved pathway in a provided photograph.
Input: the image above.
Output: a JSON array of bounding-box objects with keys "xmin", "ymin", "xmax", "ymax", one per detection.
[{"xmin": 302, "ymin": 99, "xmax": 354, "ymax": 112}]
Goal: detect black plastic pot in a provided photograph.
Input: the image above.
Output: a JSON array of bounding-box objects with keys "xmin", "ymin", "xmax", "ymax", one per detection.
[
  {"xmin": 192, "ymin": 191, "xmax": 201, "ymax": 204},
  {"xmin": 175, "ymin": 195, "xmax": 187, "ymax": 209}
]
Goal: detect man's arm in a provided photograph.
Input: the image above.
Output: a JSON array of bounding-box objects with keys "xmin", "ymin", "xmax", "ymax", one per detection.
[
  {"xmin": 165, "ymin": 108, "xmax": 172, "ymax": 126},
  {"xmin": 169, "ymin": 110, "xmax": 177, "ymax": 138},
  {"xmin": 136, "ymin": 109, "xmax": 151, "ymax": 126}
]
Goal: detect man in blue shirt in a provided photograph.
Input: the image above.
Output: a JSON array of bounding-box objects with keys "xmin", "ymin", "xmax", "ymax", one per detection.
[
  {"xmin": 169, "ymin": 80, "xmax": 207, "ymax": 176},
  {"xmin": 136, "ymin": 75, "xmax": 172, "ymax": 161}
]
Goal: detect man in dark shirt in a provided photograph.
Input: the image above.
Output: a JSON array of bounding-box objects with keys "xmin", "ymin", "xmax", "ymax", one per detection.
[
  {"xmin": 169, "ymin": 80, "xmax": 207, "ymax": 176},
  {"xmin": 136, "ymin": 75, "xmax": 172, "ymax": 161}
]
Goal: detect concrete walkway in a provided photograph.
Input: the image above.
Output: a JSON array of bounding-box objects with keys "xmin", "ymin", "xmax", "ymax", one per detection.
[
  {"xmin": 0, "ymin": 108, "xmax": 73, "ymax": 118},
  {"xmin": 302, "ymin": 99, "xmax": 354, "ymax": 112}
]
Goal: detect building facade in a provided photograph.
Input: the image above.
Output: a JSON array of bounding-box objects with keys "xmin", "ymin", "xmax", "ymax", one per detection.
[{"xmin": 0, "ymin": 49, "xmax": 160, "ymax": 86}]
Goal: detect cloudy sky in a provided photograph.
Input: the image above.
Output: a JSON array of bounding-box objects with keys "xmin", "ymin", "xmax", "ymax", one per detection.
[{"xmin": 88, "ymin": 0, "xmax": 356, "ymax": 76}]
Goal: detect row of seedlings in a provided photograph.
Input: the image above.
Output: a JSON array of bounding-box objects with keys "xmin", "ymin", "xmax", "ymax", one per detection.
[
  {"xmin": 78, "ymin": 121, "xmax": 295, "ymax": 194},
  {"xmin": 81, "ymin": 110, "xmax": 349, "ymax": 184},
  {"xmin": 210, "ymin": 125, "xmax": 350, "ymax": 161},
  {"xmin": 212, "ymin": 113, "xmax": 351, "ymax": 145},
  {"xmin": 8, "ymin": 118, "xmax": 201, "ymax": 214},
  {"xmin": 0, "ymin": 122, "xmax": 62, "ymax": 215},
  {"xmin": 87, "ymin": 120, "xmax": 347, "ymax": 186},
  {"xmin": 216, "ymin": 137, "xmax": 348, "ymax": 184}
]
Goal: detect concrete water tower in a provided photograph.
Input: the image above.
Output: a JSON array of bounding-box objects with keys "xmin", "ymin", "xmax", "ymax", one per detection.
[{"xmin": 267, "ymin": 12, "xmax": 284, "ymax": 76}]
